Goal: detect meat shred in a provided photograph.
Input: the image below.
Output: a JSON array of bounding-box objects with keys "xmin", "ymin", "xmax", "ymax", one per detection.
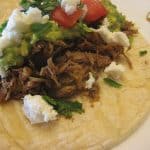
[{"xmin": 0, "ymin": 32, "xmax": 125, "ymax": 101}]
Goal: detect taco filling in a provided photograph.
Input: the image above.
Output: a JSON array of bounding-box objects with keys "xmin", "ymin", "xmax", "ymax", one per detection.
[{"xmin": 0, "ymin": 0, "xmax": 137, "ymax": 123}]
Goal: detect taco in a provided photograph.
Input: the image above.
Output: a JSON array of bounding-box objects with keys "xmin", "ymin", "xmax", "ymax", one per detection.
[{"xmin": 0, "ymin": 0, "xmax": 150, "ymax": 149}]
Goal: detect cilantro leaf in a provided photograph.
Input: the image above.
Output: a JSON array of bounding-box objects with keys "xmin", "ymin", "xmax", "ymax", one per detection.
[
  {"xmin": 139, "ymin": 50, "xmax": 148, "ymax": 56},
  {"xmin": 42, "ymin": 95, "xmax": 84, "ymax": 118},
  {"xmin": 76, "ymin": 22, "xmax": 92, "ymax": 34},
  {"xmin": 20, "ymin": 0, "xmax": 31, "ymax": 10},
  {"xmin": 104, "ymin": 78, "xmax": 122, "ymax": 88},
  {"xmin": 0, "ymin": 21, "xmax": 7, "ymax": 36},
  {"xmin": 31, "ymin": 22, "xmax": 52, "ymax": 36},
  {"xmin": 20, "ymin": 0, "xmax": 59, "ymax": 15}
]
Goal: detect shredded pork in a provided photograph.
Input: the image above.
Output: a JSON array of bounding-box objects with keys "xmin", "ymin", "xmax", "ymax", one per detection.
[{"xmin": 0, "ymin": 31, "xmax": 126, "ymax": 101}]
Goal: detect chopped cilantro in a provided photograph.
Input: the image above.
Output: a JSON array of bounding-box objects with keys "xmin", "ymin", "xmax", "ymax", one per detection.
[
  {"xmin": 139, "ymin": 50, "xmax": 148, "ymax": 56},
  {"xmin": 75, "ymin": 21, "xmax": 92, "ymax": 35},
  {"xmin": 0, "ymin": 21, "xmax": 7, "ymax": 36},
  {"xmin": 20, "ymin": 0, "xmax": 31, "ymax": 10},
  {"xmin": 31, "ymin": 22, "xmax": 52, "ymax": 37},
  {"xmin": 104, "ymin": 78, "xmax": 122, "ymax": 88},
  {"xmin": 43, "ymin": 95, "xmax": 84, "ymax": 118},
  {"xmin": 20, "ymin": 0, "xmax": 59, "ymax": 15}
]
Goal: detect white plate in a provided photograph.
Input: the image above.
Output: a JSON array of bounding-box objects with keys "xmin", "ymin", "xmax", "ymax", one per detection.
[{"xmin": 111, "ymin": 0, "xmax": 150, "ymax": 149}]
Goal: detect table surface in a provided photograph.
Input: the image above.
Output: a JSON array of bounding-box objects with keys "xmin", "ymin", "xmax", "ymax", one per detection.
[{"xmin": 111, "ymin": 0, "xmax": 150, "ymax": 150}]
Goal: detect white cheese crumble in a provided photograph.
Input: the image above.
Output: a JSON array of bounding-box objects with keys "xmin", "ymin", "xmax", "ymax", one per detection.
[
  {"xmin": 104, "ymin": 61, "xmax": 125, "ymax": 80},
  {"xmin": 92, "ymin": 18, "xmax": 130, "ymax": 48},
  {"xmin": 3, "ymin": 7, "xmax": 49, "ymax": 35},
  {"xmin": 23, "ymin": 95, "xmax": 58, "ymax": 124},
  {"xmin": 0, "ymin": 7, "xmax": 49, "ymax": 77},
  {"xmin": 0, "ymin": 7, "xmax": 49, "ymax": 54},
  {"xmin": 61, "ymin": 0, "xmax": 80, "ymax": 15},
  {"xmin": 99, "ymin": 26, "xmax": 130, "ymax": 48},
  {"xmin": 0, "ymin": 68, "xmax": 6, "ymax": 78},
  {"xmin": 85, "ymin": 72, "xmax": 96, "ymax": 89},
  {"xmin": 102, "ymin": 17, "xmax": 110, "ymax": 27}
]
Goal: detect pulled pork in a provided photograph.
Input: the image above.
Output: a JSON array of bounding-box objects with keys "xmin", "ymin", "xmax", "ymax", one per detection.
[{"xmin": 0, "ymin": 32, "xmax": 125, "ymax": 101}]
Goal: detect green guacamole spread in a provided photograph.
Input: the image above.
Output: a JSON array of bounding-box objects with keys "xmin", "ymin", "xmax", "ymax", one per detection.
[{"xmin": 0, "ymin": 0, "xmax": 129, "ymax": 73}]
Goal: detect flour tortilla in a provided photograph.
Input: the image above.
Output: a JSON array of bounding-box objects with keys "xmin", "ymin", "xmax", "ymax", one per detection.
[{"xmin": 0, "ymin": 1, "xmax": 150, "ymax": 150}]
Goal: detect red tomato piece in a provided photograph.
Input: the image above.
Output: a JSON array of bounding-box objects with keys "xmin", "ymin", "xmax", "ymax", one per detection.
[
  {"xmin": 52, "ymin": 7, "xmax": 82, "ymax": 28},
  {"xmin": 81, "ymin": 0, "xmax": 107, "ymax": 22}
]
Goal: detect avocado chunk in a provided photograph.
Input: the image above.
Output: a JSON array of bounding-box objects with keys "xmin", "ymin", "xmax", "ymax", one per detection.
[
  {"xmin": 0, "ymin": 40, "xmax": 30, "ymax": 71},
  {"xmin": 101, "ymin": 0, "xmax": 126, "ymax": 31}
]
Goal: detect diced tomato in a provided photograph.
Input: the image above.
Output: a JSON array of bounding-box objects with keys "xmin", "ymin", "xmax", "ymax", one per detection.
[
  {"xmin": 52, "ymin": 7, "xmax": 82, "ymax": 28},
  {"xmin": 81, "ymin": 0, "xmax": 107, "ymax": 22}
]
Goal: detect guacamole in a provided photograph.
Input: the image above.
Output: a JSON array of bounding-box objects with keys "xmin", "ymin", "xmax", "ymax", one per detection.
[
  {"xmin": 101, "ymin": 0, "xmax": 126, "ymax": 31},
  {"xmin": 0, "ymin": 0, "xmax": 131, "ymax": 74},
  {"xmin": 0, "ymin": 20, "xmax": 92, "ymax": 72}
]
